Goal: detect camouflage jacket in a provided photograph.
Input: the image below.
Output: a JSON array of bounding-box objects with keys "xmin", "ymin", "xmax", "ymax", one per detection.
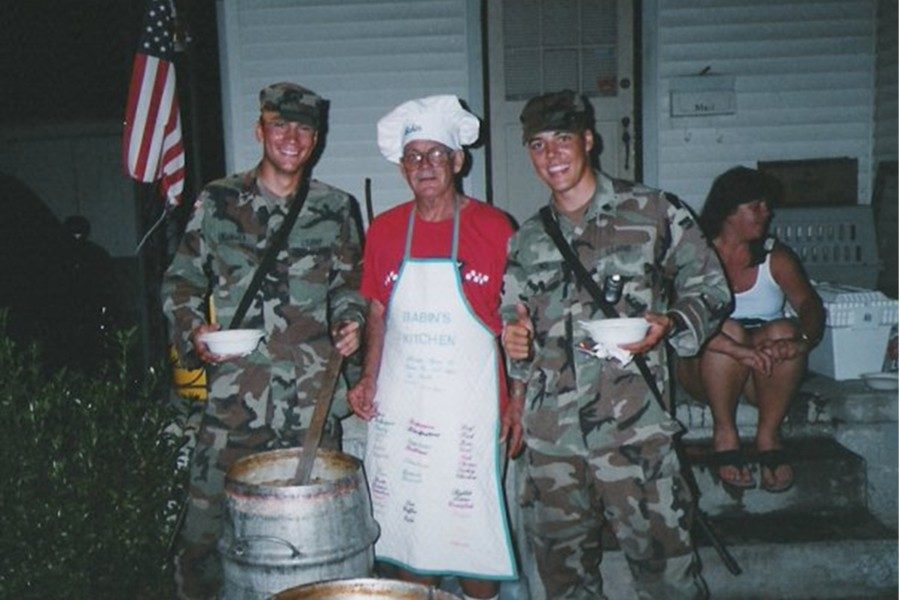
[
  {"xmin": 162, "ymin": 168, "xmax": 366, "ymax": 420},
  {"xmin": 501, "ymin": 171, "xmax": 731, "ymax": 455}
]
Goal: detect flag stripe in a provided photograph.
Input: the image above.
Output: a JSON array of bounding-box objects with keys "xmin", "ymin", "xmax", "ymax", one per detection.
[
  {"xmin": 122, "ymin": 54, "xmax": 147, "ymax": 175},
  {"xmin": 160, "ymin": 107, "xmax": 186, "ymax": 202},
  {"xmin": 127, "ymin": 55, "xmax": 158, "ymax": 178},
  {"xmin": 122, "ymin": 0, "xmax": 185, "ymax": 207},
  {"xmin": 135, "ymin": 59, "xmax": 169, "ymax": 180}
]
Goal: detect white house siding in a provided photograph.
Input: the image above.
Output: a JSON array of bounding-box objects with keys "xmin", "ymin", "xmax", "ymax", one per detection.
[
  {"xmin": 217, "ymin": 0, "xmax": 485, "ymax": 224},
  {"xmin": 873, "ymin": 0, "xmax": 897, "ymax": 168},
  {"xmin": 650, "ymin": 0, "xmax": 876, "ymax": 210}
]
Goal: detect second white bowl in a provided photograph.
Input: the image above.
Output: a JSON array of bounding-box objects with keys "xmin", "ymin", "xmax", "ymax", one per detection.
[{"xmin": 579, "ymin": 318, "xmax": 650, "ymax": 347}]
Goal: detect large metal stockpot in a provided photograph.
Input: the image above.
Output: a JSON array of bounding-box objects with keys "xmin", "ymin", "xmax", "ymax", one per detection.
[{"xmin": 220, "ymin": 448, "xmax": 380, "ymax": 599}]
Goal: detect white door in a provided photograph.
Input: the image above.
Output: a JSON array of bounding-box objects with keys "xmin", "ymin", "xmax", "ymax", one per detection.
[{"xmin": 487, "ymin": 0, "xmax": 635, "ymax": 226}]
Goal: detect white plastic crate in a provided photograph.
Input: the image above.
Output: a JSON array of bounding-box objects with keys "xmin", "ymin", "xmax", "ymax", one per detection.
[
  {"xmin": 770, "ymin": 206, "xmax": 881, "ymax": 288},
  {"xmin": 805, "ymin": 282, "xmax": 898, "ymax": 380}
]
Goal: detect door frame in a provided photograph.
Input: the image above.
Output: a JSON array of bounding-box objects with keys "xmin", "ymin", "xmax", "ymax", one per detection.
[{"xmin": 484, "ymin": 0, "xmax": 641, "ymax": 220}]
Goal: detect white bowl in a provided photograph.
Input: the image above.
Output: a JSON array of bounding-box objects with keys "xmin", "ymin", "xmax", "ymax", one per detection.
[
  {"xmin": 860, "ymin": 372, "xmax": 898, "ymax": 391},
  {"xmin": 199, "ymin": 329, "xmax": 264, "ymax": 356},
  {"xmin": 579, "ymin": 318, "xmax": 650, "ymax": 347}
]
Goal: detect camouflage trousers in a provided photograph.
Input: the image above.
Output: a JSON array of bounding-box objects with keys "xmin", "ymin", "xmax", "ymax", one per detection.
[
  {"xmin": 514, "ymin": 435, "xmax": 708, "ymax": 600},
  {"xmin": 173, "ymin": 407, "xmax": 341, "ymax": 600}
]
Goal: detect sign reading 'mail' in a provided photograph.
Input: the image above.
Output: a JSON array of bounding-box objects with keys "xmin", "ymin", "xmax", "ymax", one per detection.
[{"xmin": 670, "ymin": 74, "xmax": 737, "ymax": 117}]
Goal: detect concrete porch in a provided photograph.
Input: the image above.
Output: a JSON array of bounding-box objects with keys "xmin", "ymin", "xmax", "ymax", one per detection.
[
  {"xmin": 599, "ymin": 373, "xmax": 899, "ymax": 599},
  {"xmin": 343, "ymin": 373, "xmax": 899, "ymax": 599}
]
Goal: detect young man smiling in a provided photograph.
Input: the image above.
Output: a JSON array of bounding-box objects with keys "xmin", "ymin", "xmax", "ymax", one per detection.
[
  {"xmin": 501, "ymin": 90, "xmax": 731, "ymax": 599},
  {"xmin": 162, "ymin": 82, "xmax": 365, "ymax": 599}
]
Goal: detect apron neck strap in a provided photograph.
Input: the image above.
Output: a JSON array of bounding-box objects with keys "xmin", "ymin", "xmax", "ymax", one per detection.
[{"xmin": 403, "ymin": 196, "xmax": 461, "ymax": 261}]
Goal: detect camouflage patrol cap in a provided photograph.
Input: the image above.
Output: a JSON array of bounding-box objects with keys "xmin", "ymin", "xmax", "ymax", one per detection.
[
  {"xmin": 519, "ymin": 89, "xmax": 592, "ymax": 143},
  {"xmin": 259, "ymin": 82, "xmax": 326, "ymax": 130}
]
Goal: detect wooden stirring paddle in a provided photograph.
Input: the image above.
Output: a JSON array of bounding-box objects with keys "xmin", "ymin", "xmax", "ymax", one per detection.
[{"xmin": 293, "ymin": 351, "xmax": 344, "ymax": 485}]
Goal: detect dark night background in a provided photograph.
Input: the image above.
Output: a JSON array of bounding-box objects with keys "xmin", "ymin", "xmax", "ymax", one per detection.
[
  {"xmin": 0, "ymin": 0, "xmax": 226, "ymax": 193},
  {"xmin": 0, "ymin": 1, "xmax": 227, "ymax": 369}
]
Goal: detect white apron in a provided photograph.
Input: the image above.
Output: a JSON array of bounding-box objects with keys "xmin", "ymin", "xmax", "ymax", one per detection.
[{"xmin": 364, "ymin": 202, "xmax": 516, "ymax": 579}]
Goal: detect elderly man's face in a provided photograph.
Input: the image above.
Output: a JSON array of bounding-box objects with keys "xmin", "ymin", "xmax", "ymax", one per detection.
[{"xmin": 400, "ymin": 140, "xmax": 463, "ymax": 201}]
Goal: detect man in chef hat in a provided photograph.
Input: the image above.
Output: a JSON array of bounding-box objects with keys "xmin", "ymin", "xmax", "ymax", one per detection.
[{"xmin": 348, "ymin": 95, "xmax": 520, "ymax": 600}]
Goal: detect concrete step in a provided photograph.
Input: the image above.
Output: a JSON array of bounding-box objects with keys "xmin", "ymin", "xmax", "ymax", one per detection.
[
  {"xmin": 487, "ymin": 510, "xmax": 897, "ymax": 599},
  {"xmin": 675, "ymin": 372, "xmax": 898, "ymax": 443},
  {"xmin": 673, "ymin": 372, "xmax": 899, "ymax": 526},
  {"xmin": 683, "ymin": 437, "xmax": 867, "ymax": 519},
  {"xmin": 598, "ymin": 510, "xmax": 898, "ymax": 599}
]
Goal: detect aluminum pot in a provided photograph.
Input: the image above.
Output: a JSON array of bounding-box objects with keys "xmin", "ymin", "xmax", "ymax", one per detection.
[
  {"xmin": 272, "ymin": 577, "xmax": 463, "ymax": 599},
  {"xmin": 220, "ymin": 449, "xmax": 380, "ymax": 599}
]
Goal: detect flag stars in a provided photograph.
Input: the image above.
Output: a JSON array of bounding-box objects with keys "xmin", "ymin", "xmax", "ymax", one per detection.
[{"xmin": 124, "ymin": 0, "xmax": 185, "ymax": 207}]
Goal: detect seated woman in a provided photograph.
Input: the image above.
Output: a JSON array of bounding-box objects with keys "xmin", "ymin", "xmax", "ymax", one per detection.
[{"xmin": 677, "ymin": 166, "xmax": 825, "ymax": 493}]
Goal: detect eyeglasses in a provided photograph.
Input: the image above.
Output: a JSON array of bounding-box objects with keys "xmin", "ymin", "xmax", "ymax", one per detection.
[{"xmin": 401, "ymin": 147, "xmax": 452, "ymax": 168}]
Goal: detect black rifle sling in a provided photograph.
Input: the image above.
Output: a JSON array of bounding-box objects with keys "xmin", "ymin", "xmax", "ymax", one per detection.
[
  {"xmin": 229, "ymin": 176, "xmax": 311, "ymax": 330},
  {"xmin": 539, "ymin": 206, "xmax": 665, "ymax": 406}
]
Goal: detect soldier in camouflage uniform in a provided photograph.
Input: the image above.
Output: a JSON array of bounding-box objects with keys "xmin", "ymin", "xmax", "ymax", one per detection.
[
  {"xmin": 500, "ymin": 90, "xmax": 731, "ymax": 599},
  {"xmin": 161, "ymin": 82, "xmax": 366, "ymax": 600}
]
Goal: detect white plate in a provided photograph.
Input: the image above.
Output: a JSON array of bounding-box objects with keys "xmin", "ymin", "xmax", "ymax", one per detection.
[
  {"xmin": 860, "ymin": 372, "xmax": 899, "ymax": 391},
  {"xmin": 199, "ymin": 329, "xmax": 264, "ymax": 356}
]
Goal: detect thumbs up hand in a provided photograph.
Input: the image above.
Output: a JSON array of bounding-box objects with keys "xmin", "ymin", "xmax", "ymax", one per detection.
[{"xmin": 502, "ymin": 303, "xmax": 534, "ymax": 361}]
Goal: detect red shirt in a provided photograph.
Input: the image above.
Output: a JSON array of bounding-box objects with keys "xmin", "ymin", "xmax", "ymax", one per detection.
[
  {"xmin": 361, "ymin": 198, "xmax": 515, "ymax": 411},
  {"xmin": 361, "ymin": 198, "xmax": 514, "ymax": 335}
]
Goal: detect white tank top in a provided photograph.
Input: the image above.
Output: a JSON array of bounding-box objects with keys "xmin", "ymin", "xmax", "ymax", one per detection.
[{"xmin": 731, "ymin": 252, "xmax": 785, "ymax": 321}]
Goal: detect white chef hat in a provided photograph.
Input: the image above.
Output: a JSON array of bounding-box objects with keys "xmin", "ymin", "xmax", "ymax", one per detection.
[{"xmin": 376, "ymin": 95, "xmax": 480, "ymax": 163}]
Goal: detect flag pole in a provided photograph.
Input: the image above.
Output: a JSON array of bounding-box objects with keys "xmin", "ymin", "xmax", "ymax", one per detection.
[
  {"xmin": 133, "ymin": 180, "xmax": 168, "ymax": 371},
  {"xmin": 123, "ymin": 0, "xmax": 187, "ymax": 369}
]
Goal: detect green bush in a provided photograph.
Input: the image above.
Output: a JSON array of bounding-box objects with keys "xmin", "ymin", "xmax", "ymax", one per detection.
[{"xmin": 0, "ymin": 328, "xmax": 187, "ymax": 598}]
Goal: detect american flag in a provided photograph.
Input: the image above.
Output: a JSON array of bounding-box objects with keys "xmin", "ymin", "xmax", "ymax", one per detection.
[{"xmin": 123, "ymin": 0, "xmax": 185, "ymax": 207}]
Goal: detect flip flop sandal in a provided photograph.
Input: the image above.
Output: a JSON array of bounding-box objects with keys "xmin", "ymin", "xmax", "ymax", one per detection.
[
  {"xmin": 711, "ymin": 449, "xmax": 756, "ymax": 490},
  {"xmin": 758, "ymin": 449, "xmax": 794, "ymax": 493}
]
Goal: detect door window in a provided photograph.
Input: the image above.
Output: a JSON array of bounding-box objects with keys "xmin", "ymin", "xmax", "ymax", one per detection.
[{"xmin": 503, "ymin": 0, "xmax": 619, "ymax": 100}]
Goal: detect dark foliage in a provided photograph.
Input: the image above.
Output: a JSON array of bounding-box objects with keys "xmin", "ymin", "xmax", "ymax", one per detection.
[{"xmin": 0, "ymin": 325, "xmax": 186, "ymax": 598}]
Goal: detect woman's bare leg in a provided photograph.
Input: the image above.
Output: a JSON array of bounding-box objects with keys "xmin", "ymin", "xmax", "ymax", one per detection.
[
  {"xmin": 748, "ymin": 319, "xmax": 805, "ymax": 490},
  {"xmin": 678, "ymin": 319, "xmax": 755, "ymax": 486}
]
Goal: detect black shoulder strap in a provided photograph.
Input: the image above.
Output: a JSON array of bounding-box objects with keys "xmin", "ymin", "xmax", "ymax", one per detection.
[
  {"xmin": 538, "ymin": 206, "xmax": 665, "ymax": 405},
  {"xmin": 229, "ymin": 177, "xmax": 311, "ymax": 329}
]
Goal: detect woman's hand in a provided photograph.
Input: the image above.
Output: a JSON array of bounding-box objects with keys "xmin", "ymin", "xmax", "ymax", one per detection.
[
  {"xmin": 756, "ymin": 337, "xmax": 808, "ymax": 363},
  {"xmin": 733, "ymin": 343, "xmax": 774, "ymax": 376},
  {"xmin": 709, "ymin": 327, "xmax": 774, "ymax": 376}
]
